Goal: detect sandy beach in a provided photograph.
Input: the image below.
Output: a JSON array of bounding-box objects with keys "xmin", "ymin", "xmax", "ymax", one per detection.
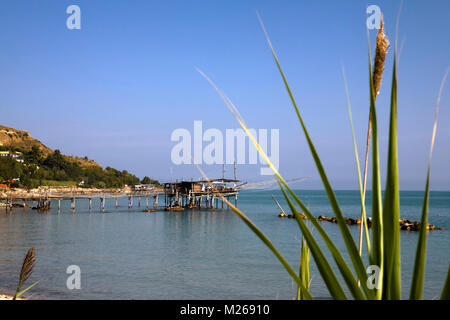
[{"xmin": 0, "ymin": 294, "xmax": 24, "ymax": 300}]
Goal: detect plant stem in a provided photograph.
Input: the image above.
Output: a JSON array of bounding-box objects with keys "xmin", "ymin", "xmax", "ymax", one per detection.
[{"xmin": 359, "ymin": 114, "xmax": 372, "ymax": 259}]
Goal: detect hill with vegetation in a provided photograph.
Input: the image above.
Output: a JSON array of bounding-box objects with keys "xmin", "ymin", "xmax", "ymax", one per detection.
[
  {"xmin": 0, "ymin": 125, "xmax": 101, "ymax": 168},
  {"xmin": 0, "ymin": 125, "xmax": 52, "ymax": 155},
  {"xmin": 0, "ymin": 125, "xmax": 160, "ymax": 189}
]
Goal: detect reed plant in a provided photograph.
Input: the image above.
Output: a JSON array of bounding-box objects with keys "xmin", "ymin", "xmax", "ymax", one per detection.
[
  {"xmin": 198, "ymin": 12, "xmax": 450, "ymax": 300},
  {"xmin": 13, "ymin": 247, "xmax": 39, "ymax": 300},
  {"xmin": 296, "ymin": 236, "xmax": 310, "ymax": 300}
]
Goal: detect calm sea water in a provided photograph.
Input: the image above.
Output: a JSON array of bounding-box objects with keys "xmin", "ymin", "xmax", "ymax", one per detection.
[{"xmin": 0, "ymin": 190, "xmax": 449, "ymax": 300}]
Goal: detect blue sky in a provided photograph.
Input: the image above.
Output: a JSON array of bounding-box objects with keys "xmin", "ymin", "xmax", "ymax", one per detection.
[{"xmin": 0, "ymin": 0, "xmax": 449, "ymax": 190}]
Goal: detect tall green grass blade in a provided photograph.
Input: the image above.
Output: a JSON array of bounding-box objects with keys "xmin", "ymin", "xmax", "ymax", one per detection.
[
  {"xmin": 409, "ymin": 166, "xmax": 431, "ymax": 300},
  {"xmin": 296, "ymin": 247, "xmax": 302, "ymax": 300},
  {"xmin": 279, "ymin": 185, "xmax": 348, "ymax": 300},
  {"xmin": 198, "ymin": 66, "xmax": 375, "ymax": 299},
  {"xmin": 382, "ymin": 56, "xmax": 401, "ymax": 300},
  {"xmin": 15, "ymin": 280, "xmax": 40, "ymax": 299},
  {"xmin": 257, "ymin": 14, "xmax": 371, "ymax": 298},
  {"xmin": 193, "ymin": 163, "xmax": 314, "ymax": 300},
  {"xmin": 441, "ymin": 266, "xmax": 450, "ymax": 300},
  {"xmin": 229, "ymin": 206, "xmax": 313, "ymax": 300},
  {"xmin": 198, "ymin": 67, "xmax": 372, "ymax": 299},
  {"xmin": 224, "ymin": 203, "xmax": 313, "ymax": 299},
  {"xmin": 297, "ymin": 236, "xmax": 310, "ymax": 300},
  {"xmin": 198, "ymin": 54, "xmax": 374, "ymax": 300},
  {"xmin": 410, "ymin": 68, "xmax": 449, "ymax": 300},
  {"xmin": 197, "ymin": 11, "xmax": 450, "ymax": 302},
  {"xmin": 342, "ymin": 65, "xmax": 371, "ymax": 257},
  {"xmin": 281, "ymin": 183, "xmax": 373, "ymax": 299}
]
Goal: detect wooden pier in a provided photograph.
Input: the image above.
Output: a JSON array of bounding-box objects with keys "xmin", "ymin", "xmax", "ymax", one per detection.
[
  {"xmin": 0, "ymin": 179, "xmax": 241, "ymax": 212},
  {"xmin": 163, "ymin": 178, "xmax": 240, "ymax": 210},
  {"xmin": 1, "ymin": 165, "xmax": 243, "ymax": 212},
  {"xmin": 0, "ymin": 190, "xmax": 164, "ymax": 212}
]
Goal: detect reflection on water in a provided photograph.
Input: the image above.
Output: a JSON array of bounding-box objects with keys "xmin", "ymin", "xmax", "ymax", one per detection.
[{"xmin": 0, "ymin": 190, "xmax": 449, "ymax": 299}]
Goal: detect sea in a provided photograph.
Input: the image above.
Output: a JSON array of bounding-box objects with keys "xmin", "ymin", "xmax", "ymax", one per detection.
[{"xmin": 0, "ymin": 190, "xmax": 449, "ymax": 300}]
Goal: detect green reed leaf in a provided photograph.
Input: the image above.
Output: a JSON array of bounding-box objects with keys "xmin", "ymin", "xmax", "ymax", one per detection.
[
  {"xmin": 15, "ymin": 280, "xmax": 40, "ymax": 299},
  {"xmin": 410, "ymin": 67, "xmax": 449, "ymax": 300},
  {"xmin": 382, "ymin": 56, "xmax": 401, "ymax": 300},
  {"xmin": 199, "ymin": 63, "xmax": 377, "ymax": 299},
  {"xmin": 342, "ymin": 65, "xmax": 371, "ymax": 256},
  {"xmin": 257, "ymin": 14, "xmax": 372, "ymax": 299},
  {"xmin": 441, "ymin": 266, "xmax": 450, "ymax": 300},
  {"xmin": 297, "ymin": 236, "xmax": 310, "ymax": 300},
  {"xmin": 280, "ymin": 185, "xmax": 348, "ymax": 300},
  {"xmin": 280, "ymin": 182, "xmax": 375, "ymax": 300},
  {"xmin": 228, "ymin": 204, "xmax": 313, "ymax": 300},
  {"xmin": 193, "ymin": 163, "xmax": 313, "ymax": 300}
]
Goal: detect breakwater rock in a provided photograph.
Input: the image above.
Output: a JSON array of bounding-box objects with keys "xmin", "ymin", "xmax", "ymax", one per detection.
[
  {"xmin": 280, "ymin": 213, "xmax": 445, "ymax": 231},
  {"xmin": 278, "ymin": 212, "xmax": 307, "ymax": 219}
]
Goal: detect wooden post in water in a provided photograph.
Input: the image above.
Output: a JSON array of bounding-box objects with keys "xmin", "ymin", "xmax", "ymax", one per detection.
[
  {"xmin": 101, "ymin": 197, "xmax": 105, "ymax": 212},
  {"xmin": 138, "ymin": 197, "xmax": 141, "ymax": 207},
  {"xmin": 146, "ymin": 197, "xmax": 149, "ymax": 208},
  {"xmin": 115, "ymin": 198, "xmax": 118, "ymax": 208},
  {"xmin": 89, "ymin": 198, "xmax": 92, "ymax": 210},
  {"xmin": 71, "ymin": 197, "xmax": 75, "ymax": 210},
  {"xmin": 58, "ymin": 199, "xmax": 61, "ymax": 211},
  {"xmin": 128, "ymin": 196, "xmax": 132, "ymax": 208}
]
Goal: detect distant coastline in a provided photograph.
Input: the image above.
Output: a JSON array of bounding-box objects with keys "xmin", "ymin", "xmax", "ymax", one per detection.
[{"xmin": 0, "ymin": 125, "xmax": 160, "ymax": 191}]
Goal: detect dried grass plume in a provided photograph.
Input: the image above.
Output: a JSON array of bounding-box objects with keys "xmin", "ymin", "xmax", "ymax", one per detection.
[
  {"xmin": 13, "ymin": 247, "xmax": 36, "ymax": 299},
  {"xmin": 373, "ymin": 16, "xmax": 390, "ymax": 96}
]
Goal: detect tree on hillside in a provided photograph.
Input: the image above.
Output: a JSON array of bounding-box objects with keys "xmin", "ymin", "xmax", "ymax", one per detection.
[
  {"xmin": 43, "ymin": 149, "xmax": 66, "ymax": 170},
  {"xmin": 24, "ymin": 145, "xmax": 43, "ymax": 164},
  {"xmin": 141, "ymin": 176, "xmax": 161, "ymax": 186},
  {"xmin": 141, "ymin": 176, "xmax": 152, "ymax": 184},
  {"xmin": 0, "ymin": 157, "xmax": 22, "ymax": 181}
]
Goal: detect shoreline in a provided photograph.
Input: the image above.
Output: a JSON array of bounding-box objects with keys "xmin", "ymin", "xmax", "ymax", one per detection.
[{"xmin": 0, "ymin": 293, "xmax": 25, "ymax": 300}]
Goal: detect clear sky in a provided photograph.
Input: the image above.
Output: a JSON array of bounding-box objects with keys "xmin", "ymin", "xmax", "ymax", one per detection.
[{"xmin": 0, "ymin": 0, "xmax": 449, "ymax": 190}]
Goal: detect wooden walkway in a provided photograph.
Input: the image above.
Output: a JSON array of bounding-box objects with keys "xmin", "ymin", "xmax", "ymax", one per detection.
[
  {"xmin": 0, "ymin": 191, "xmax": 164, "ymax": 200},
  {"xmin": 1, "ymin": 179, "xmax": 242, "ymax": 212},
  {"xmin": 0, "ymin": 191, "xmax": 165, "ymax": 211}
]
